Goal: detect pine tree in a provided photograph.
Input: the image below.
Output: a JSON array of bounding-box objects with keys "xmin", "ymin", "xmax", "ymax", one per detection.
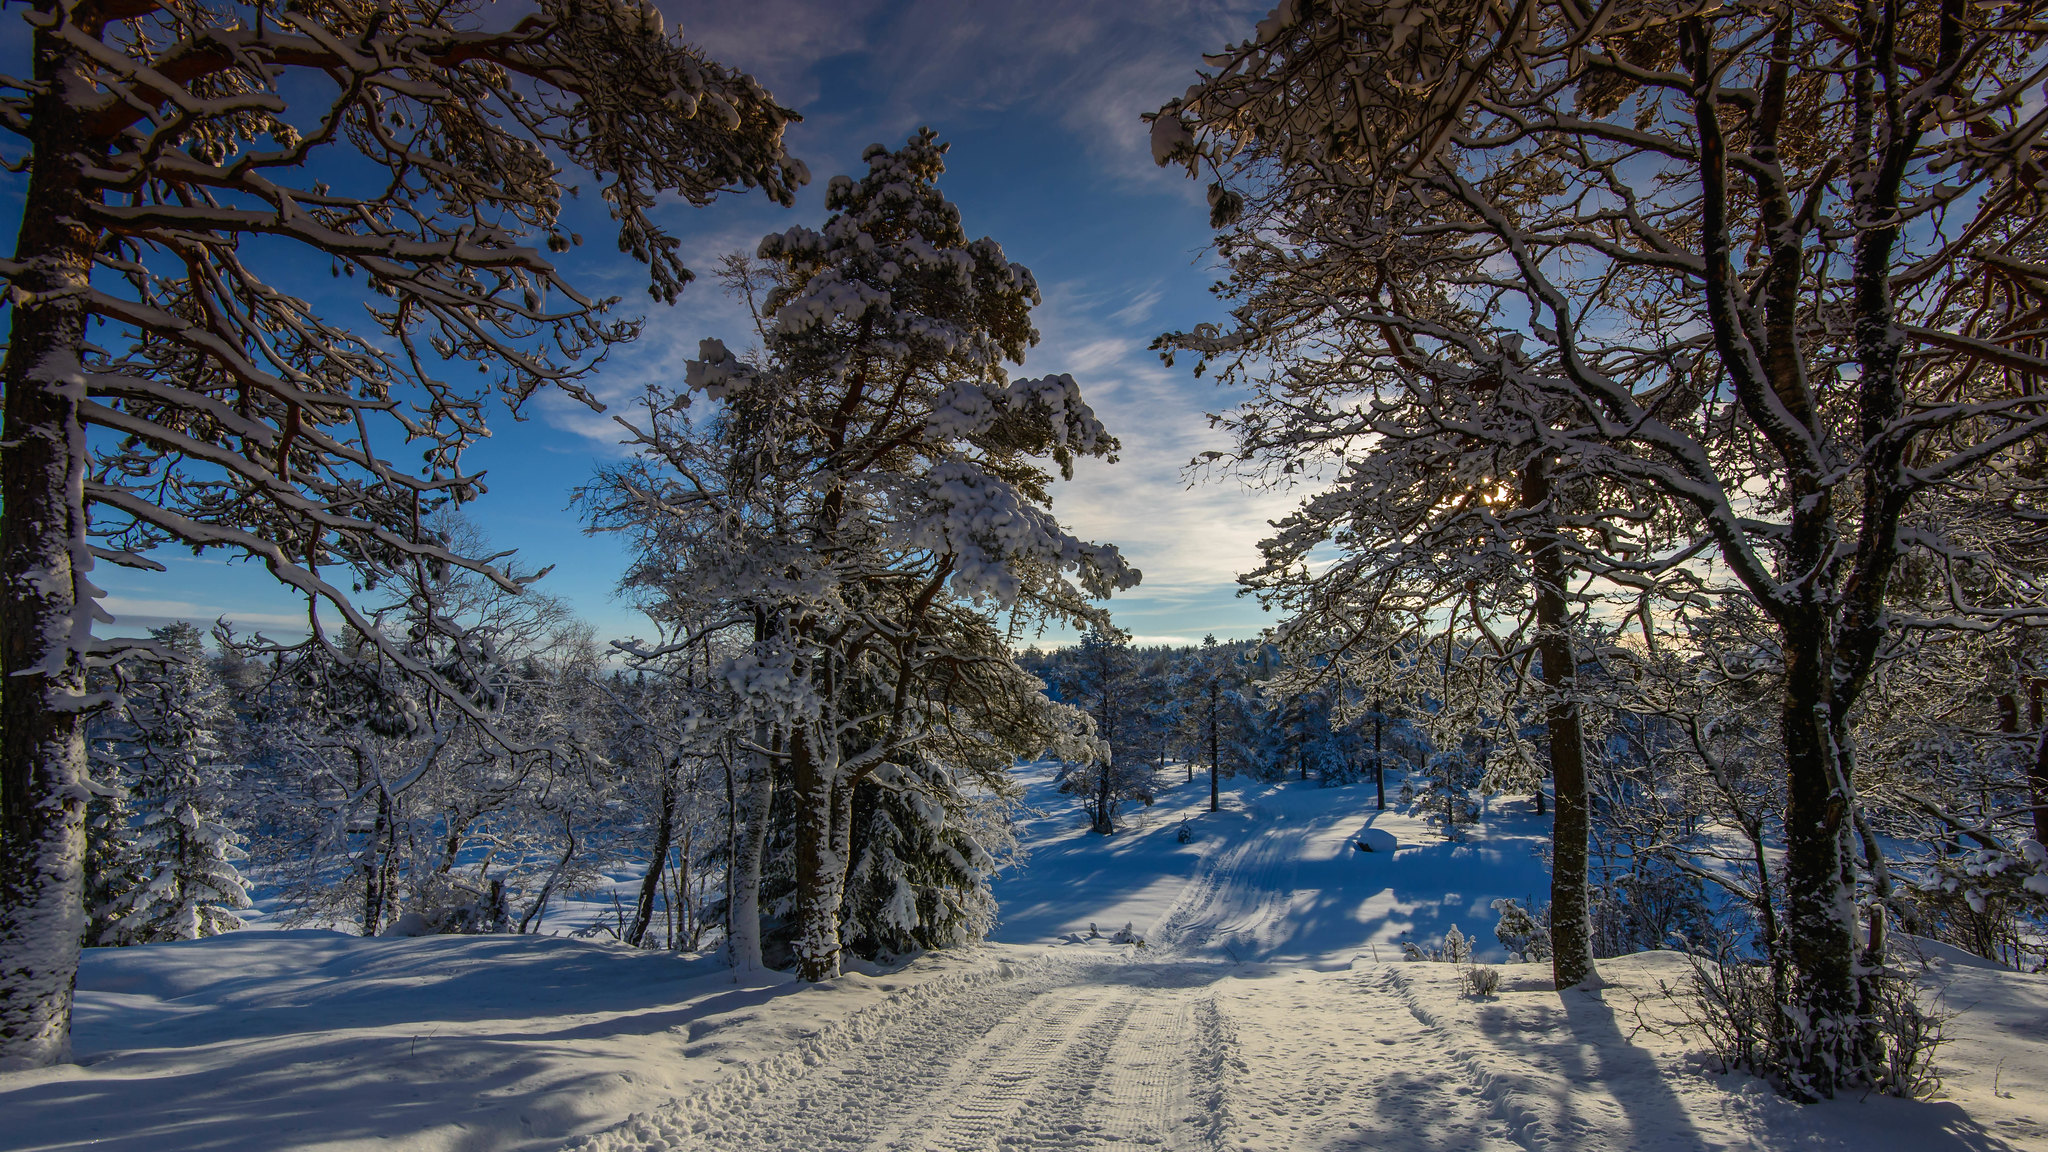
[
  {"xmin": 589, "ymin": 133, "xmax": 1135, "ymax": 980},
  {"xmin": 80, "ymin": 745, "xmax": 144, "ymax": 948},
  {"xmin": 1414, "ymin": 749, "xmax": 1478, "ymax": 841},
  {"xmin": 103, "ymin": 625, "xmax": 251, "ymax": 943},
  {"xmin": 0, "ymin": 0, "xmax": 802, "ymax": 1066}
]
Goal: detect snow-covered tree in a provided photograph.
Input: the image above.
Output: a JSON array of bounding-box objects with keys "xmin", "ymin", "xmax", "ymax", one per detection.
[
  {"xmin": 1048, "ymin": 627, "xmax": 1154, "ymax": 833},
  {"xmin": 0, "ymin": 0, "xmax": 803, "ymax": 1065},
  {"xmin": 1154, "ymin": 0, "xmax": 2048, "ymax": 1093},
  {"xmin": 98, "ymin": 624, "xmax": 251, "ymax": 943},
  {"xmin": 586, "ymin": 132, "xmax": 1136, "ymax": 980},
  {"xmin": 1413, "ymin": 749, "xmax": 1478, "ymax": 840}
]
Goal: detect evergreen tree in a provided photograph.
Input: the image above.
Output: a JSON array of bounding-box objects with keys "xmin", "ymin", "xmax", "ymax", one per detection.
[
  {"xmin": 102, "ymin": 625, "xmax": 251, "ymax": 943},
  {"xmin": 590, "ymin": 132, "xmax": 1135, "ymax": 979},
  {"xmin": 1049, "ymin": 628, "xmax": 1152, "ymax": 833},
  {"xmin": 1414, "ymin": 749, "xmax": 1478, "ymax": 841}
]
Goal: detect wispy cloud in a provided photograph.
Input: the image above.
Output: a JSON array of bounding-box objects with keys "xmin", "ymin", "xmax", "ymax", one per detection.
[
  {"xmin": 100, "ymin": 595, "xmax": 315, "ymax": 634},
  {"xmin": 666, "ymin": 0, "xmax": 1258, "ymax": 192},
  {"xmin": 1023, "ymin": 282, "xmax": 1304, "ymax": 602}
]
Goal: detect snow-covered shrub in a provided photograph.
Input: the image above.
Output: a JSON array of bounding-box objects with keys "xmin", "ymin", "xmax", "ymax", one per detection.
[
  {"xmin": 1412, "ymin": 750, "xmax": 1478, "ymax": 838},
  {"xmin": 1403, "ymin": 924, "xmax": 1472, "ymax": 963},
  {"xmin": 838, "ymin": 761, "xmax": 1005, "ymax": 959},
  {"xmin": 1902, "ymin": 841, "xmax": 2048, "ymax": 971},
  {"xmin": 1444, "ymin": 923, "xmax": 1473, "ymax": 964},
  {"xmin": 1464, "ymin": 964, "xmax": 1502, "ymax": 998},
  {"xmin": 1673, "ymin": 953, "xmax": 1779, "ymax": 1082},
  {"xmin": 1491, "ymin": 897, "xmax": 1552, "ymax": 963},
  {"xmin": 404, "ymin": 873, "xmax": 511, "ymax": 935},
  {"xmin": 1672, "ymin": 949, "xmax": 1947, "ymax": 1101},
  {"xmin": 1110, "ymin": 922, "xmax": 1146, "ymax": 946}
]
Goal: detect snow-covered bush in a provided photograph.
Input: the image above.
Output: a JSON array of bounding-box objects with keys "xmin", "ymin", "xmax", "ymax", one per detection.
[
  {"xmin": 1491, "ymin": 898, "xmax": 1552, "ymax": 963},
  {"xmin": 1671, "ymin": 948, "xmax": 1947, "ymax": 1102},
  {"xmin": 1412, "ymin": 751, "xmax": 1478, "ymax": 838},
  {"xmin": 1464, "ymin": 964, "xmax": 1502, "ymax": 998},
  {"xmin": 1903, "ymin": 841, "xmax": 2048, "ymax": 971},
  {"xmin": 1403, "ymin": 924, "xmax": 1472, "ymax": 963}
]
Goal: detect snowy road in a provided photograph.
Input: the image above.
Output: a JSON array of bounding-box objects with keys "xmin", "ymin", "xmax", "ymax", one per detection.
[
  {"xmin": 574, "ymin": 771, "xmax": 1563, "ymax": 1152},
  {"xmin": 575, "ymin": 774, "xmax": 2047, "ymax": 1152},
  {"xmin": 573, "ymin": 951, "xmax": 1541, "ymax": 1152},
  {"xmin": 596, "ymin": 956, "xmax": 1225, "ymax": 1152},
  {"xmin": 8, "ymin": 771, "xmax": 2043, "ymax": 1152}
]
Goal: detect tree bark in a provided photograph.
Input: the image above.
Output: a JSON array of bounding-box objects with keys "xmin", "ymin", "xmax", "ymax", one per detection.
[
  {"xmin": 1208, "ymin": 681, "xmax": 1220, "ymax": 813},
  {"xmin": 727, "ymin": 727, "xmax": 773, "ymax": 975},
  {"xmin": 1520, "ymin": 457, "xmax": 1594, "ymax": 992},
  {"xmin": 2030, "ymin": 682, "xmax": 2048, "ymax": 849},
  {"xmin": 1372, "ymin": 706, "xmax": 1385, "ymax": 811},
  {"xmin": 790, "ymin": 727, "xmax": 844, "ymax": 981},
  {"xmin": 625, "ymin": 764, "xmax": 675, "ymax": 948},
  {"xmin": 1780, "ymin": 605, "xmax": 1861, "ymax": 1087},
  {"xmin": 0, "ymin": 30, "xmax": 99, "ymax": 1071}
]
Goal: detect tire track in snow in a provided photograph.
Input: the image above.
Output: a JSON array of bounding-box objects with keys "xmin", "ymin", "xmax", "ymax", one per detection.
[
  {"xmin": 911, "ymin": 983, "xmax": 1141, "ymax": 1151},
  {"xmin": 574, "ymin": 958, "xmax": 1225, "ymax": 1152},
  {"xmin": 874, "ymin": 982, "xmax": 1131, "ymax": 1151},
  {"xmin": 1154, "ymin": 803, "xmax": 1306, "ymax": 961},
  {"xmin": 576, "ymin": 962, "xmax": 1067, "ymax": 1152},
  {"xmin": 1085, "ymin": 980, "xmax": 1207, "ymax": 1149}
]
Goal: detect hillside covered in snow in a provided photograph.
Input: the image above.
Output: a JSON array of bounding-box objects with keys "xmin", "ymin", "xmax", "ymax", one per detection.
[{"xmin": 3, "ymin": 766, "xmax": 2043, "ymax": 1152}]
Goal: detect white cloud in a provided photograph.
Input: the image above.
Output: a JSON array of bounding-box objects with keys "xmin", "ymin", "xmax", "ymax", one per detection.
[
  {"xmin": 1022, "ymin": 282, "xmax": 1306, "ymax": 601},
  {"xmin": 100, "ymin": 595, "xmax": 315, "ymax": 634}
]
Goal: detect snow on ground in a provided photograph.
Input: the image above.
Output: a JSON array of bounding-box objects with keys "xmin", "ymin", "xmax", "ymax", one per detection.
[
  {"xmin": 3, "ymin": 767, "xmax": 2045, "ymax": 1151},
  {"xmin": 989, "ymin": 762, "xmax": 1554, "ymax": 965}
]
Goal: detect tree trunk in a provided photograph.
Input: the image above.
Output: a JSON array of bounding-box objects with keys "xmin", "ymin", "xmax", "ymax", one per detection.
[
  {"xmin": 2030, "ymin": 682, "xmax": 2048, "ymax": 849},
  {"xmin": 790, "ymin": 727, "xmax": 844, "ymax": 981},
  {"xmin": 625, "ymin": 765, "xmax": 676, "ymax": 948},
  {"xmin": 1096, "ymin": 752, "xmax": 1113, "ymax": 834},
  {"xmin": 727, "ymin": 727, "xmax": 773, "ymax": 974},
  {"xmin": 1780, "ymin": 607, "xmax": 1862, "ymax": 1092},
  {"xmin": 0, "ymin": 33, "xmax": 99, "ymax": 1070},
  {"xmin": 1207, "ymin": 682, "xmax": 1220, "ymax": 813},
  {"xmin": 362, "ymin": 790, "xmax": 392, "ymax": 936},
  {"xmin": 1520, "ymin": 456, "xmax": 1595, "ymax": 992},
  {"xmin": 1373, "ymin": 708, "xmax": 1385, "ymax": 811},
  {"xmin": 518, "ymin": 819, "xmax": 578, "ymax": 935}
]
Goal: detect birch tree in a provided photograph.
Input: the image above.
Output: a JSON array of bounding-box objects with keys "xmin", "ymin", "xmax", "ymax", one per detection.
[{"xmin": 0, "ymin": 0, "xmax": 802, "ymax": 1066}]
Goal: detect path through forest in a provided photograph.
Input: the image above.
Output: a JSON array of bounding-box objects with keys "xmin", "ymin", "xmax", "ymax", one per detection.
[
  {"xmin": 574, "ymin": 772, "xmax": 2046, "ymax": 1152},
  {"xmin": 6, "ymin": 771, "xmax": 2042, "ymax": 1152}
]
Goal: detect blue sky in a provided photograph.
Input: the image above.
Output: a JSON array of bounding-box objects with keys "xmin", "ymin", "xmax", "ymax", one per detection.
[{"xmin": 64, "ymin": 0, "xmax": 1308, "ymax": 649}]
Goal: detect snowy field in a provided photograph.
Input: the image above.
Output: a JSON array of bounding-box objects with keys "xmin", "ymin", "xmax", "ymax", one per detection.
[{"xmin": 2, "ymin": 767, "xmax": 2045, "ymax": 1151}]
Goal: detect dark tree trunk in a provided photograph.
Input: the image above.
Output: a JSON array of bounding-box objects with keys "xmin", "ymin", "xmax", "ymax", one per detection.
[
  {"xmin": 2030, "ymin": 683, "xmax": 2048, "ymax": 849},
  {"xmin": 1373, "ymin": 707, "xmax": 1385, "ymax": 811},
  {"xmin": 1780, "ymin": 608, "xmax": 1861, "ymax": 1085},
  {"xmin": 625, "ymin": 766, "xmax": 676, "ymax": 948},
  {"xmin": 1521, "ymin": 456, "xmax": 1594, "ymax": 992},
  {"xmin": 1208, "ymin": 681, "xmax": 1220, "ymax": 813},
  {"xmin": 362, "ymin": 790, "xmax": 393, "ymax": 937},
  {"xmin": 0, "ymin": 32, "xmax": 99, "ymax": 1070},
  {"xmin": 790, "ymin": 728, "xmax": 844, "ymax": 981}
]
